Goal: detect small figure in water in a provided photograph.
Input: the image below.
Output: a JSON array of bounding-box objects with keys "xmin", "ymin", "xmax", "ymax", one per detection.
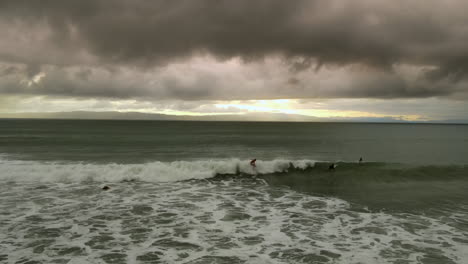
[
  {"xmin": 359, "ymin": 157, "xmax": 363, "ymax": 163},
  {"xmin": 328, "ymin": 163, "xmax": 336, "ymax": 170},
  {"xmin": 250, "ymin": 159, "xmax": 257, "ymax": 167},
  {"xmin": 102, "ymin": 185, "xmax": 110, "ymax": 190}
]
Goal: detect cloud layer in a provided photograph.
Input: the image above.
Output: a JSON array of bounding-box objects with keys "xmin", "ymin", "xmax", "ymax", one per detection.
[{"xmin": 1, "ymin": 0, "xmax": 468, "ymax": 102}]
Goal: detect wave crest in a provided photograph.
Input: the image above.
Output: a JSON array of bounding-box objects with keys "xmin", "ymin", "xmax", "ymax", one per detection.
[{"xmin": 0, "ymin": 158, "xmax": 316, "ymax": 183}]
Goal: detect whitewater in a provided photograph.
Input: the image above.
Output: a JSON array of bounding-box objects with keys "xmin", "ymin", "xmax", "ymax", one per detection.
[{"xmin": 0, "ymin": 158, "xmax": 316, "ymax": 183}]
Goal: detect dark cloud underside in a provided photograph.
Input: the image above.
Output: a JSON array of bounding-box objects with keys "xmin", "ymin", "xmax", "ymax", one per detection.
[{"xmin": 0, "ymin": 0, "xmax": 468, "ymax": 100}]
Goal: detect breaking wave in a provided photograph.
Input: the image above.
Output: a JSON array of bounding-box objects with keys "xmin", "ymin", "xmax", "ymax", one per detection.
[
  {"xmin": 1, "ymin": 155, "xmax": 467, "ymax": 186},
  {"xmin": 0, "ymin": 158, "xmax": 316, "ymax": 183}
]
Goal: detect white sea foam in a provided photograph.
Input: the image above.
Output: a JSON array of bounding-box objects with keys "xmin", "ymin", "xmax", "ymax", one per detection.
[
  {"xmin": 0, "ymin": 158, "xmax": 316, "ymax": 183},
  {"xmin": 1, "ymin": 180, "xmax": 466, "ymax": 264}
]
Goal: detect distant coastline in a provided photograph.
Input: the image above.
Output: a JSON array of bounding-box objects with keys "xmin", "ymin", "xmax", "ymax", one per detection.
[{"xmin": 0, "ymin": 111, "xmax": 467, "ymax": 124}]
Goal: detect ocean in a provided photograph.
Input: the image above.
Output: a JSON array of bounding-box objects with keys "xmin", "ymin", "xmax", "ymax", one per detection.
[{"xmin": 0, "ymin": 119, "xmax": 467, "ymax": 264}]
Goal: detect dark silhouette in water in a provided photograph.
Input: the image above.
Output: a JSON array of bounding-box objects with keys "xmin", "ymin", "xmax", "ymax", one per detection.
[
  {"xmin": 359, "ymin": 157, "xmax": 363, "ymax": 163},
  {"xmin": 250, "ymin": 159, "xmax": 257, "ymax": 167},
  {"xmin": 102, "ymin": 185, "xmax": 110, "ymax": 190},
  {"xmin": 328, "ymin": 163, "xmax": 336, "ymax": 170}
]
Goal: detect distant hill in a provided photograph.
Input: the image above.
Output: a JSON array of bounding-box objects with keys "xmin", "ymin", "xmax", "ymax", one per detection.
[
  {"xmin": 0, "ymin": 111, "xmax": 465, "ymax": 123},
  {"xmin": 0, "ymin": 111, "xmax": 322, "ymax": 122}
]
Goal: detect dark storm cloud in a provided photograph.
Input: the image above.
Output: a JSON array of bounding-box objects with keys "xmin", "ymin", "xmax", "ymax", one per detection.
[
  {"xmin": 0, "ymin": 0, "xmax": 453, "ymax": 66},
  {"xmin": 1, "ymin": 0, "xmax": 468, "ymax": 100}
]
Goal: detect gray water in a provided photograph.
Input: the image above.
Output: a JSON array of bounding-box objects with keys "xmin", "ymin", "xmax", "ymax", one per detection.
[
  {"xmin": 1, "ymin": 119, "xmax": 468, "ymax": 263},
  {"xmin": 1, "ymin": 119, "xmax": 468, "ymax": 164}
]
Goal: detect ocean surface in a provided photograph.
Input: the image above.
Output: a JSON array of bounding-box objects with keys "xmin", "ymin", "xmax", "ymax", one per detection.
[{"xmin": 1, "ymin": 119, "xmax": 467, "ymax": 264}]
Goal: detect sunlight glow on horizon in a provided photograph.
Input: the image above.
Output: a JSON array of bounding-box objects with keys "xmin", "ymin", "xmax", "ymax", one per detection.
[
  {"xmin": 214, "ymin": 100, "xmax": 425, "ymax": 121},
  {"xmin": 1, "ymin": 96, "xmax": 428, "ymax": 121}
]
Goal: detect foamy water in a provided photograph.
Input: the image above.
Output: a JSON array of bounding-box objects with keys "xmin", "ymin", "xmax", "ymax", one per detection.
[
  {"xmin": 1, "ymin": 178, "xmax": 467, "ymax": 264},
  {"xmin": 0, "ymin": 158, "xmax": 316, "ymax": 183}
]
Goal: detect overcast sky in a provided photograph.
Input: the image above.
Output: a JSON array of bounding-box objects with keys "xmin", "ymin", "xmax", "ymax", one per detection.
[{"xmin": 0, "ymin": 0, "xmax": 467, "ymax": 122}]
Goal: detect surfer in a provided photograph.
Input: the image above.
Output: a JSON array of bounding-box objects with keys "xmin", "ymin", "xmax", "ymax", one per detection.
[
  {"xmin": 250, "ymin": 159, "xmax": 257, "ymax": 167},
  {"xmin": 328, "ymin": 163, "xmax": 336, "ymax": 170},
  {"xmin": 102, "ymin": 185, "xmax": 110, "ymax": 190},
  {"xmin": 359, "ymin": 157, "xmax": 363, "ymax": 163}
]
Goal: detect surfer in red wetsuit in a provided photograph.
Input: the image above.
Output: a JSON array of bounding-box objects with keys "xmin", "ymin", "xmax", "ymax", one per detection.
[{"xmin": 250, "ymin": 159, "xmax": 256, "ymax": 167}]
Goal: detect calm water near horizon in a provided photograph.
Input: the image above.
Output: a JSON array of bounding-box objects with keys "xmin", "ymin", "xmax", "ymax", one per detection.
[
  {"xmin": 1, "ymin": 119, "xmax": 467, "ymax": 164},
  {"xmin": 1, "ymin": 119, "xmax": 467, "ymax": 263}
]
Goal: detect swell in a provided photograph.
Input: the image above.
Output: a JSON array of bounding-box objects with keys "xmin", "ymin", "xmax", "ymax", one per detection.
[
  {"xmin": 259, "ymin": 162, "xmax": 468, "ymax": 212},
  {"xmin": 264, "ymin": 161, "xmax": 468, "ymax": 181}
]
